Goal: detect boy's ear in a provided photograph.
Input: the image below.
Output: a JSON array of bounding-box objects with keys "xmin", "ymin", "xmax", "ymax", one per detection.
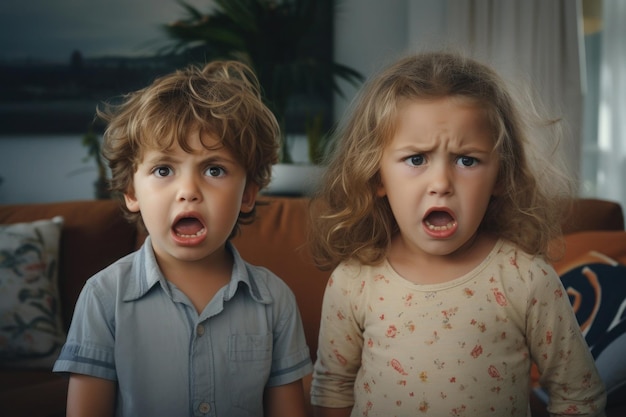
[
  {"xmin": 240, "ymin": 182, "xmax": 259, "ymax": 214},
  {"xmin": 124, "ymin": 192, "xmax": 141, "ymax": 213}
]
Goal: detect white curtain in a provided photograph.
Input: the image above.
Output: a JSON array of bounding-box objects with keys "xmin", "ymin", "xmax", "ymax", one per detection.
[
  {"xmin": 596, "ymin": 0, "xmax": 626, "ymax": 209},
  {"xmin": 441, "ymin": 0, "xmax": 585, "ymax": 179}
]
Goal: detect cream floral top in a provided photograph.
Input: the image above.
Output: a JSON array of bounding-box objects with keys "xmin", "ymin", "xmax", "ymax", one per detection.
[{"xmin": 311, "ymin": 239, "xmax": 606, "ymax": 416}]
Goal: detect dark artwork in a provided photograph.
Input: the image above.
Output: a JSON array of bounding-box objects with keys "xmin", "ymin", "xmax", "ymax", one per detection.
[
  {"xmin": 0, "ymin": 0, "xmax": 337, "ymax": 137},
  {"xmin": 0, "ymin": 52, "xmax": 188, "ymax": 135}
]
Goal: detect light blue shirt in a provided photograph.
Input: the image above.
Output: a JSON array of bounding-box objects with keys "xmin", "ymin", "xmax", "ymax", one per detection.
[{"xmin": 53, "ymin": 237, "xmax": 312, "ymax": 417}]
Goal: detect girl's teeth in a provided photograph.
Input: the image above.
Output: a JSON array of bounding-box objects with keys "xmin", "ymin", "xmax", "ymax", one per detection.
[{"xmin": 425, "ymin": 221, "xmax": 455, "ymax": 231}]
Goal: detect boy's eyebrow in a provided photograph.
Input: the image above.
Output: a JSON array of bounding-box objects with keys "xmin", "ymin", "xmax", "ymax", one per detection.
[{"xmin": 143, "ymin": 149, "xmax": 239, "ymax": 165}]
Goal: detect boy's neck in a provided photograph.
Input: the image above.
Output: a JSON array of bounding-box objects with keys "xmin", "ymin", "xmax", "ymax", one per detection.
[{"xmin": 156, "ymin": 245, "xmax": 234, "ymax": 314}]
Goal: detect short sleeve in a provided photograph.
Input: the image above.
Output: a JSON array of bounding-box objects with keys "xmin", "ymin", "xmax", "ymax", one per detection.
[{"xmin": 53, "ymin": 277, "xmax": 117, "ymax": 380}]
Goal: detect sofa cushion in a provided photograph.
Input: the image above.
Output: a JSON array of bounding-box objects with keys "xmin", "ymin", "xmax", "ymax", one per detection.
[
  {"xmin": 0, "ymin": 217, "xmax": 65, "ymax": 369},
  {"xmin": 0, "ymin": 200, "xmax": 139, "ymax": 330}
]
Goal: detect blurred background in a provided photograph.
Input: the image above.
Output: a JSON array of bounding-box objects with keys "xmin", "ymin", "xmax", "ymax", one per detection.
[{"xmin": 0, "ymin": 0, "xmax": 623, "ymax": 210}]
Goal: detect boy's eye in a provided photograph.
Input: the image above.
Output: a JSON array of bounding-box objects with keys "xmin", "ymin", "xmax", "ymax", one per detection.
[
  {"xmin": 405, "ymin": 155, "xmax": 425, "ymax": 166},
  {"xmin": 153, "ymin": 166, "xmax": 172, "ymax": 177},
  {"xmin": 457, "ymin": 156, "xmax": 478, "ymax": 167},
  {"xmin": 205, "ymin": 166, "xmax": 225, "ymax": 177}
]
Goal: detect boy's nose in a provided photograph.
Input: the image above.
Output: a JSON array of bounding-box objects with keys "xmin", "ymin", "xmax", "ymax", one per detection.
[{"xmin": 177, "ymin": 176, "xmax": 202, "ymax": 202}]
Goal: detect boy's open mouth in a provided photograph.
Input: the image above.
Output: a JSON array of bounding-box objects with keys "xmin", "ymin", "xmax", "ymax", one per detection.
[
  {"xmin": 173, "ymin": 217, "xmax": 206, "ymax": 238},
  {"xmin": 424, "ymin": 210, "xmax": 457, "ymax": 231}
]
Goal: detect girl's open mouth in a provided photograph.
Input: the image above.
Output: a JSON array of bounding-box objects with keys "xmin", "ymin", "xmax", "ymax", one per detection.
[
  {"xmin": 423, "ymin": 209, "xmax": 457, "ymax": 237},
  {"xmin": 424, "ymin": 211, "xmax": 456, "ymax": 231}
]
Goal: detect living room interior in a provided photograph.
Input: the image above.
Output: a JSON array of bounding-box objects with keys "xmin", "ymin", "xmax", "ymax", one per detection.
[{"xmin": 1, "ymin": 1, "xmax": 625, "ymax": 416}]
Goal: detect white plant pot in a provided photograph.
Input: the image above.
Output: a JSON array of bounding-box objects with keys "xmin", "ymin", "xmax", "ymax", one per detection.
[{"xmin": 263, "ymin": 163, "xmax": 325, "ymax": 196}]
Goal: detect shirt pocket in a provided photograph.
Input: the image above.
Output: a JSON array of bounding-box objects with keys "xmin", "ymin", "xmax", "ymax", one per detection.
[{"xmin": 228, "ymin": 333, "xmax": 273, "ymax": 411}]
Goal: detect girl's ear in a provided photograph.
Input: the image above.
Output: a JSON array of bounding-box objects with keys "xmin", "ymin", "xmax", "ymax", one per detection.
[
  {"xmin": 124, "ymin": 192, "xmax": 140, "ymax": 213},
  {"xmin": 240, "ymin": 182, "xmax": 259, "ymax": 214},
  {"xmin": 491, "ymin": 176, "xmax": 505, "ymax": 197}
]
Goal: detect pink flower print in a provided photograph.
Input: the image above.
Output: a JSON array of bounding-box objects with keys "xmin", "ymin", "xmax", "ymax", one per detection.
[
  {"xmin": 367, "ymin": 338, "xmax": 374, "ymax": 348},
  {"xmin": 419, "ymin": 400, "xmax": 429, "ymax": 412},
  {"xmin": 450, "ymin": 404, "xmax": 467, "ymax": 416},
  {"xmin": 491, "ymin": 288, "xmax": 508, "ymax": 306},
  {"xmin": 509, "ymin": 256, "xmax": 518, "ymax": 268},
  {"xmin": 471, "ymin": 319, "xmax": 486, "ymax": 332},
  {"xmin": 374, "ymin": 274, "xmax": 389, "ymax": 283},
  {"xmin": 398, "ymin": 380, "xmax": 407, "ymax": 386},
  {"xmin": 487, "ymin": 364, "xmax": 502, "ymax": 380},
  {"xmin": 554, "ymin": 287, "xmax": 563, "ymax": 298},
  {"xmin": 336, "ymin": 310, "xmax": 345, "ymax": 320},
  {"xmin": 379, "ymin": 313, "xmax": 385, "ymax": 320},
  {"xmin": 386, "ymin": 324, "xmax": 398, "ymax": 338},
  {"xmin": 333, "ymin": 349, "xmax": 347, "ymax": 366},
  {"xmin": 390, "ymin": 358, "xmax": 408, "ymax": 375},
  {"xmin": 470, "ymin": 344, "xmax": 483, "ymax": 358},
  {"xmin": 328, "ymin": 276, "xmax": 334, "ymax": 287},
  {"xmin": 449, "ymin": 376, "xmax": 456, "ymax": 383},
  {"xmin": 463, "ymin": 287, "xmax": 474, "ymax": 297},
  {"xmin": 404, "ymin": 321, "xmax": 416, "ymax": 333},
  {"xmin": 363, "ymin": 382, "xmax": 372, "ymax": 393},
  {"xmin": 546, "ymin": 330, "xmax": 553, "ymax": 345},
  {"xmin": 425, "ymin": 330, "xmax": 439, "ymax": 345},
  {"xmin": 404, "ymin": 292, "xmax": 414, "ymax": 306}
]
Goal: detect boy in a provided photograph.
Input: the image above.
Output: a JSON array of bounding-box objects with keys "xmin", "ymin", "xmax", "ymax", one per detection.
[{"xmin": 53, "ymin": 61, "xmax": 312, "ymax": 417}]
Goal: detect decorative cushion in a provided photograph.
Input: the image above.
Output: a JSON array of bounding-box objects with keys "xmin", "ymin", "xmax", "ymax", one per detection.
[
  {"xmin": 0, "ymin": 217, "xmax": 66, "ymax": 368},
  {"xmin": 534, "ymin": 231, "xmax": 626, "ymax": 407}
]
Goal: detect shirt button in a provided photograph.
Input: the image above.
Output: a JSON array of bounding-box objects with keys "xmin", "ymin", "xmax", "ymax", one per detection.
[
  {"xmin": 198, "ymin": 402, "xmax": 211, "ymax": 414},
  {"xmin": 196, "ymin": 324, "xmax": 205, "ymax": 336}
]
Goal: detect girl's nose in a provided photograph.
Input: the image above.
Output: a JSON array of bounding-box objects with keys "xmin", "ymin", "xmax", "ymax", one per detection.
[{"xmin": 428, "ymin": 163, "xmax": 453, "ymax": 196}]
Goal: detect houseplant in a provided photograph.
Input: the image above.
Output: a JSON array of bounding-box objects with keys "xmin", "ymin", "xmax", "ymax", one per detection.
[{"xmin": 161, "ymin": 0, "xmax": 364, "ymax": 166}]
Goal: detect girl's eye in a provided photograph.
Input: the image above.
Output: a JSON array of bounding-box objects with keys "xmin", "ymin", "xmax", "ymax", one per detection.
[
  {"xmin": 405, "ymin": 155, "xmax": 425, "ymax": 167},
  {"xmin": 205, "ymin": 166, "xmax": 225, "ymax": 177},
  {"xmin": 153, "ymin": 166, "xmax": 172, "ymax": 177},
  {"xmin": 457, "ymin": 156, "xmax": 478, "ymax": 167}
]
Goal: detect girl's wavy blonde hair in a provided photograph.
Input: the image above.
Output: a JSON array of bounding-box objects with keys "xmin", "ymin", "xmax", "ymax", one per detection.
[
  {"xmin": 99, "ymin": 60, "xmax": 279, "ymax": 233},
  {"xmin": 310, "ymin": 51, "xmax": 574, "ymax": 270}
]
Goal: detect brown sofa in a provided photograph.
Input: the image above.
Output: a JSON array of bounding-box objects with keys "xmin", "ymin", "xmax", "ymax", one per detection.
[{"xmin": 0, "ymin": 196, "xmax": 624, "ymax": 417}]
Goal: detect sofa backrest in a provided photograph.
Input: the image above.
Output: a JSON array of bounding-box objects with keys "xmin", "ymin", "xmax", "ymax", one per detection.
[{"xmin": 1, "ymin": 196, "xmax": 623, "ymax": 363}]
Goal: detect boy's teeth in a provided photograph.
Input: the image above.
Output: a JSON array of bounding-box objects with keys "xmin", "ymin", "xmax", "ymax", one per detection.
[{"xmin": 176, "ymin": 228, "xmax": 205, "ymax": 238}]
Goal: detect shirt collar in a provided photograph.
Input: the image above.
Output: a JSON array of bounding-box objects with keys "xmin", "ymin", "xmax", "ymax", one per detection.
[{"xmin": 123, "ymin": 236, "xmax": 273, "ymax": 305}]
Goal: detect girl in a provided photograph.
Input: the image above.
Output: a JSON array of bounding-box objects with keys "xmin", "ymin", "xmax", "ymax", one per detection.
[{"xmin": 309, "ymin": 52, "xmax": 606, "ymax": 416}]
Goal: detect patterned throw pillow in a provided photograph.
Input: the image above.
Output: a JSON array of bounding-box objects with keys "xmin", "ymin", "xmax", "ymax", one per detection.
[
  {"xmin": 534, "ymin": 231, "xmax": 626, "ymax": 408},
  {"xmin": 0, "ymin": 216, "xmax": 66, "ymax": 368},
  {"xmin": 558, "ymin": 254, "xmax": 626, "ymax": 407}
]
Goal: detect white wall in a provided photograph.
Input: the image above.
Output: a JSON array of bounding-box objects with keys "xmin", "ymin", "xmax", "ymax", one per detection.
[
  {"xmin": 0, "ymin": 1, "xmax": 444, "ymax": 205},
  {"xmin": 0, "ymin": 136, "xmax": 99, "ymax": 204}
]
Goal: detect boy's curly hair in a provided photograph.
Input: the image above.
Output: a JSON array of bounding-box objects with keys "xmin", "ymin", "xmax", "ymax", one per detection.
[
  {"xmin": 98, "ymin": 60, "xmax": 280, "ymax": 233},
  {"xmin": 310, "ymin": 51, "xmax": 574, "ymax": 270}
]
